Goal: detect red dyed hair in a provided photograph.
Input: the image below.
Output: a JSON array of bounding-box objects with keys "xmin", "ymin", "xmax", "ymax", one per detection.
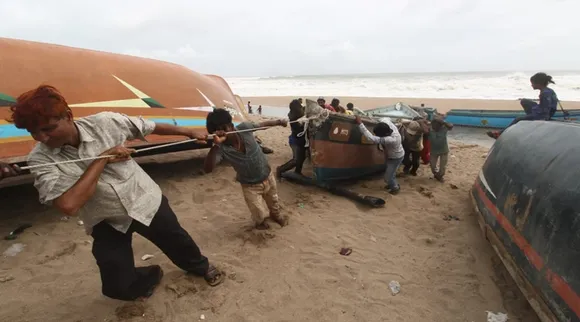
[{"xmin": 8, "ymin": 85, "xmax": 71, "ymax": 130}]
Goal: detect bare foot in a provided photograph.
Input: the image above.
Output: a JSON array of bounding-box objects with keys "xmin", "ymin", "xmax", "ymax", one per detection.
[{"xmin": 270, "ymin": 215, "xmax": 289, "ymax": 227}]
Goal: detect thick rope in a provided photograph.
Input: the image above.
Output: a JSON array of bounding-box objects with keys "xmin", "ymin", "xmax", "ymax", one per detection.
[{"xmin": 20, "ymin": 111, "xmax": 329, "ymax": 171}]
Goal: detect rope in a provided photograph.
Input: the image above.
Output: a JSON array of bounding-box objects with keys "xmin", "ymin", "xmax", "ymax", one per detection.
[
  {"xmin": 19, "ymin": 111, "xmax": 329, "ymax": 171},
  {"xmin": 296, "ymin": 108, "xmax": 330, "ymax": 148}
]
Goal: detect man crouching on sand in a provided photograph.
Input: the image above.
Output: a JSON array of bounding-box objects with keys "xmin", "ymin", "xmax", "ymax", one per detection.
[
  {"xmin": 203, "ymin": 109, "xmax": 289, "ymax": 230},
  {"xmin": 8, "ymin": 85, "xmax": 224, "ymax": 301}
]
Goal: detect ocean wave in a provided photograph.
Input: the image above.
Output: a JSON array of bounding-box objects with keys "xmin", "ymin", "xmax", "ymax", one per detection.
[{"xmin": 226, "ymin": 71, "xmax": 580, "ymax": 101}]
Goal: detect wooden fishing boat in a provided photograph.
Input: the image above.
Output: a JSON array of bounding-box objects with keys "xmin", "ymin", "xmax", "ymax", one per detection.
[
  {"xmin": 445, "ymin": 108, "xmax": 580, "ymax": 129},
  {"xmin": 364, "ymin": 102, "xmax": 423, "ymax": 120},
  {"xmin": 304, "ymin": 100, "xmax": 386, "ymax": 182},
  {"xmin": 471, "ymin": 120, "xmax": 580, "ymax": 322},
  {"xmin": 0, "ymin": 38, "xmax": 248, "ymax": 165}
]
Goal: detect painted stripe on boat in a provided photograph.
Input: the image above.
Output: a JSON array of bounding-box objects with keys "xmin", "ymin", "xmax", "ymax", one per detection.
[
  {"xmin": 474, "ymin": 180, "xmax": 580, "ymax": 318},
  {"xmin": 478, "ymin": 170, "xmax": 496, "ymax": 199},
  {"xmin": 0, "ymin": 118, "xmax": 212, "ymax": 139}
]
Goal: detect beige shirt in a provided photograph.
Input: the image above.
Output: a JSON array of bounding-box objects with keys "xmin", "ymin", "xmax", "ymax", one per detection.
[{"xmin": 27, "ymin": 112, "xmax": 162, "ymax": 235}]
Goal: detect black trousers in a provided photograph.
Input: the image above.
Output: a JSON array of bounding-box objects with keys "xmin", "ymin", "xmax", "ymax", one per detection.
[
  {"xmin": 402, "ymin": 146, "xmax": 421, "ymax": 174},
  {"xmin": 278, "ymin": 144, "xmax": 307, "ymax": 174},
  {"xmin": 91, "ymin": 195, "xmax": 209, "ymax": 301}
]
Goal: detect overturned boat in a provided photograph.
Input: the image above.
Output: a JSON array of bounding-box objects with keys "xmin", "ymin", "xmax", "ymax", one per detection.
[
  {"xmin": 363, "ymin": 102, "xmax": 423, "ymax": 120},
  {"xmin": 0, "ymin": 38, "xmax": 248, "ymax": 166},
  {"xmin": 471, "ymin": 120, "xmax": 580, "ymax": 322}
]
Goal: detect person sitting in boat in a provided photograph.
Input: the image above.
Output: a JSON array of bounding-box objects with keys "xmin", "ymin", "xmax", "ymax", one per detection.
[
  {"xmin": 203, "ymin": 108, "xmax": 289, "ymax": 230},
  {"xmin": 277, "ymin": 99, "xmax": 308, "ymax": 177},
  {"xmin": 402, "ymin": 120, "xmax": 429, "ymax": 176},
  {"xmin": 330, "ymin": 98, "xmax": 347, "ymax": 114},
  {"xmin": 317, "ymin": 97, "xmax": 336, "ymax": 112},
  {"xmin": 487, "ymin": 72, "xmax": 559, "ymax": 139},
  {"xmin": 355, "ymin": 116, "xmax": 405, "ymax": 195},
  {"xmin": 8, "ymin": 85, "xmax": 224, "ymax": 301},
  {"xmin": 429, "ymin": 117, "xmax": 453, "ymax": 182},
  {"xmin": 345, "ymin": 103, "xmax": 355, "ymax": 115}
]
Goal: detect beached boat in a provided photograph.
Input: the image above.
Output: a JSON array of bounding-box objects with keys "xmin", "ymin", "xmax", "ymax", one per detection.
[
  {"xmin": 364, "ymin": 102, "xmax": 423, "ymax": 120},
  {"xmin": 303, "ymin": 100, "xmax": 386, "ymax": 182},
  {"xmin": 0, "ymin": 38, "xmax": 247, "ymax": 165},
  {"xmin": 471, "ymin": 120, "xmax": 580, "ymax": 322},
  {"xmin": 445, "ymin": 108, "xmax": 580, "ymax": 129}
]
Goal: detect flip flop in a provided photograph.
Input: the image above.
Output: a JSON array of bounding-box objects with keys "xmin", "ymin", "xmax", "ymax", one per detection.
[
  {"xmin": 339, "ymin": 247, "xmax": 352, "ymax": 256},
  {"xmin": 204, "ymin": 264, "xmax": 225, "ymax": 287}
]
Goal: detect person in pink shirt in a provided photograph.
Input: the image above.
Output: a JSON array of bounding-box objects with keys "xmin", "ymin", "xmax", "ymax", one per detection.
[{"xmin": 317, "ymin": 97, "xmax": 336, "ymax": 112}]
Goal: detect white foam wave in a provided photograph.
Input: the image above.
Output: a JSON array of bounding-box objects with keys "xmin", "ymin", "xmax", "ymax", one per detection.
[{"xmin": 226, "ymin": 71, "xmax": 580, "ymax": 101}]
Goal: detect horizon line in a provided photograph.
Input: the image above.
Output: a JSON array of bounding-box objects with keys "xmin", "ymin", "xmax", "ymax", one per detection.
[{"xmin": 224, "ymin": 69, "xmax": 580, "ymax": 78}]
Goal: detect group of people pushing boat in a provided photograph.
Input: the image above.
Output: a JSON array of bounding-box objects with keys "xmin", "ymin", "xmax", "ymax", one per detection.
[{"xmin": 274, "ymin": 97, "xmax": 454, "ymax": 195}]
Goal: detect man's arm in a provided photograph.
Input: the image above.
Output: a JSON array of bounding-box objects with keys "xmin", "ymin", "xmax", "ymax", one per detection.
[
  {"xmin": 52, "ymin": 159, "xmax": 109, "ymax": 216},
  {"xmin": 31, "ymin": 145, "xmax": 134, "ymax": 216},
  {"xmin": 256, "ymin": 119, "xmax": 287, "ymax": 128},
  {"xmin": 152, "ymin": 123, "xmax": 207, "ymax": 142},
  {"xmin": 443, "ymin": 122, "xmax": 453, "ymax": 130},
  {"xmin": 204, "ymin": 145, "xmax": 221, "ymax": 173}
]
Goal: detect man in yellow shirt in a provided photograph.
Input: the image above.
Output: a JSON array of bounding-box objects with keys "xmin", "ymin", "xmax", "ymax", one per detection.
[{"xmin": 345, "ymin": 103, "xmax": 355, "ymax": 115}]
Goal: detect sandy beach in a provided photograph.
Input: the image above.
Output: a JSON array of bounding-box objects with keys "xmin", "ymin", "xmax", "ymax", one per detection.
[
  {"xmin": 0, "ymin": 112, "xmax": 542, "ymax": 322},
  {"xmin": 244, "ymin": 96, "xmax": 580, "ymax": 113}
]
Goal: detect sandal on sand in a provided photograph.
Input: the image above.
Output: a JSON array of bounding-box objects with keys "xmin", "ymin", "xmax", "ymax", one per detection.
[{"xmin": 204, "ymin": 265, "xmax": 225, "ymax": 287}]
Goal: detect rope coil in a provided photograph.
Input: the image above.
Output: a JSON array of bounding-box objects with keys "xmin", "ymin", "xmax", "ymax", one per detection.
[{"xmin": 20, "ymin": 110, "xmax": 330, "ymax": 171}]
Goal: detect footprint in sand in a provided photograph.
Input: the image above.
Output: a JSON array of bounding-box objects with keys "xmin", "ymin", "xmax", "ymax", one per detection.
[{"xmin": 115, "ymin": 302, "xmax": 147, "ymax": 320}]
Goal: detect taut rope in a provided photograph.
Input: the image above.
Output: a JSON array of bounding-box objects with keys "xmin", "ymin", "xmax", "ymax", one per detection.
[{"xmin": 20, "ymin": 110, "xmax": 330, "ymax": 171}]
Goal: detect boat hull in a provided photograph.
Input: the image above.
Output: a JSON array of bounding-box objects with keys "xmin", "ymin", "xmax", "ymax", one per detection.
[
  {"xmin": 0, "ymin": 38, "xmax": 247, "ymax": 163},
  {"xmin": 445, "ymin": 109, "xmax": 580, "ymax": 129},
  {"xmin": 471, "ymin": 120, "xmax": 580, "ymax": 322},
  {"xmin": 309, "ymin": 114, "xmax": 385, "ymax": 182}
]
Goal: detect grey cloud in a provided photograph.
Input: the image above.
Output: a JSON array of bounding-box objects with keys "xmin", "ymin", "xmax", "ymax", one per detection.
[{"xmin": 1, "ymin": 0, "xmax": 579, "ymax": 76}]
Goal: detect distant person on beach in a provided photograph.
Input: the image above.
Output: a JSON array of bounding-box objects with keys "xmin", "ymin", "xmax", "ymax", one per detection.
[
  {"xmin": 429, "ymin": 117, "xmax": 453, "ymax": 182},
  {"xmin": 8, "ymin": 85, "xmax": 224, "ymax": 301},
  {"xmin": 355, "ymin": 116, "xmax": 405, "ymax": 195},
  {"xmin": 345, "ymin": 103, "xmax": 355, "ymax": 115},
  {"xmin": 204, "ymin": 108, "xmax": 289, "ymax": 230},
  {"xmin": 487, "ymin": 72, "xmax": 559, "ymax": 139},
  {"xmin": 258, "ymin": 105, "xmax": 262, "ymax": 115},
  {"xmin": 330, "ymin": 98, "xmax": 346, "ymax": 114},
  {"xmin": 247, "ymin": 101, "xmax": 253, "ymax": 114},
  {"xmin": 317, "ymin": 97, "xmax": 336, "ymax": 112},
  {"xmin": 277, "ymin": 99, "xmax": 307, "ymax": 177},
  {"xmin": 402, "ymin": 120, "xmax": 429, "ymax": 176}
]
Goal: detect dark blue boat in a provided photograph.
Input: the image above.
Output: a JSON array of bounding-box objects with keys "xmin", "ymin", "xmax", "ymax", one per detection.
[{"xmin": 471, "ymin": 120, "xmax": 580, "ymax": 321}]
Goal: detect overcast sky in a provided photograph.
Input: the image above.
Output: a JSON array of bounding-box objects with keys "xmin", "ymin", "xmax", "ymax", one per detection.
[{"xmin": 1, "ymin": 0, "xmax": 578, "ymax": 77}]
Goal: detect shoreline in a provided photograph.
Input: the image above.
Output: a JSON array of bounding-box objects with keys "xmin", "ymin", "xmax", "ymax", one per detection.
[{"xmin": 242, "ymin": 96, "xmax": 580, "ymax": 113}]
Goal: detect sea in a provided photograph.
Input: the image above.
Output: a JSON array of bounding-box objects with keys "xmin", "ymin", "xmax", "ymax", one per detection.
[{"xmin": 226, "ymin": 71, "xmax": 580, "ymax": 101}]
